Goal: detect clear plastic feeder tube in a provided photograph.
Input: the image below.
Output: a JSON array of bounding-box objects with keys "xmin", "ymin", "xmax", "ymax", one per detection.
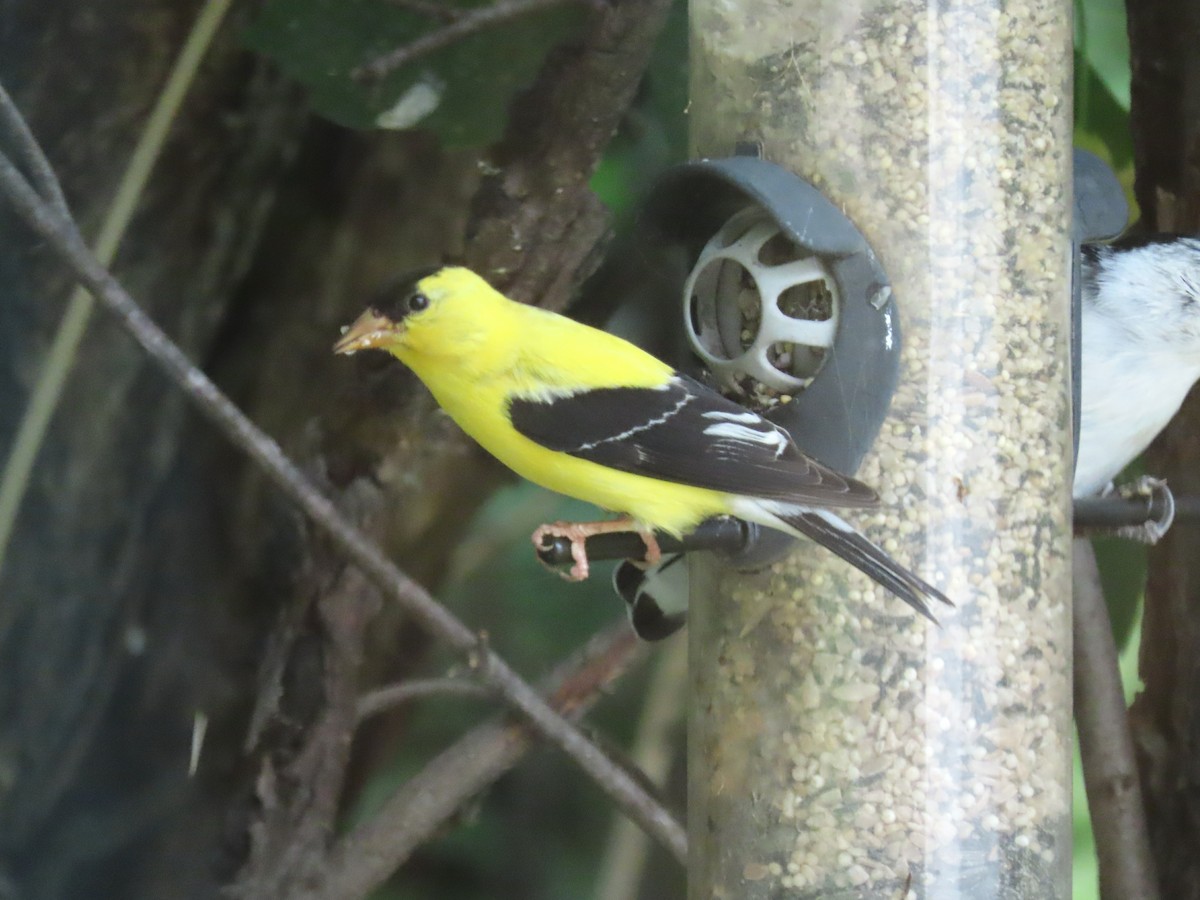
[{"xmin": 687, "ymin": 1, "xmax": 1074, "ymax": 897}]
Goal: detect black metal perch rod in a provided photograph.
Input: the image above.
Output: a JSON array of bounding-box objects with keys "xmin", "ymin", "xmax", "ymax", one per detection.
[
  {"xmin": 536, "ymin": 492, "xmax": 1200, "ymax": 567},
  {"xmin": 1075, "ymin": 490, "xmax": 1200, "ymax": 529},
  {"xmin": 535, "ymin": 516, "xmax": 749, "ymax": 566}
]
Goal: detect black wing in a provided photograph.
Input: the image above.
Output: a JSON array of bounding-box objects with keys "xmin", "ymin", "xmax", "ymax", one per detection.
[{"xmin": 508, "ymin": 374, "xmax": 877, "ymax": 508}]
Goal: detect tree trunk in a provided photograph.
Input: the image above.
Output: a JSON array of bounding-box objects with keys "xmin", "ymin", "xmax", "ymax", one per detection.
[
  {"xmin": 1126, "ymin": 1, "xmax": 1200, "ymax": 897},
  {"xmin": 0, "ymin": 3, "xmax": 489, "ymax": 897}
]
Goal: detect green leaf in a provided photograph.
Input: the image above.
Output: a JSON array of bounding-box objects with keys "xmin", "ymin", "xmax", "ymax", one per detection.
[
  {"xmin": 242, "ymin": 0, "xmax": 584, "ymax": 147},
  {"xmin": 1075, "ymin": 0, "xmax": 1131, "ymax": 110},
  {"xmin": 1074, "ymin": 0, "xmax": 1136, "ymax": 219},
  {"xmin": 588, "ymin": 0, "xmax": 687, "ymax": 221}
]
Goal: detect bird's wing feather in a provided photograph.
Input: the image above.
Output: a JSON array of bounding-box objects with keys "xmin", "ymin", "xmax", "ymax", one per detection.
[{"xmin": 508, "ymin": 374, "xmax": 878, "ymax": 508}]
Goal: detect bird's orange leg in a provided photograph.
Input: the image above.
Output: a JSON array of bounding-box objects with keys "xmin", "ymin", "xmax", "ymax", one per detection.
[{"xmin": 532, "ymin": 517, "xmax": 662, "ymax": 582}]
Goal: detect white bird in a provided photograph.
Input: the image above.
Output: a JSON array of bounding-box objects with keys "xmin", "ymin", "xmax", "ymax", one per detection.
[{"xmin": 1075, "ymin": 235, "xmax": 1200, "ymax": 497}]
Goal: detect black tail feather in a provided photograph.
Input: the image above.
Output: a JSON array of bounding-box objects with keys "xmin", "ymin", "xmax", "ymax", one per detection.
[
  {"xmin": 780, "ymin": 510, "xmax": 953, "ymax": 623},
  {"xmin": 613, "ymin": 554, "xmax": 689, "ymax": 641}
]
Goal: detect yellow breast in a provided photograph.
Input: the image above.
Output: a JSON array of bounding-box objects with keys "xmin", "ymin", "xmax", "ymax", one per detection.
[
  {"xmin": 423, "ymin": 366, "xmax": 729, "ymax": 534},
  {"xmin": 388, "ymin": 277, "xmax": 733, "ymax": 532}
]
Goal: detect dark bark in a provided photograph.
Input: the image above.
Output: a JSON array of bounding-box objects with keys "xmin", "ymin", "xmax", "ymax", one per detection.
[
  {"xmin": 464, "ymin": 0, "xmax": 675, "ymax": 309},
  {"xmin": 1127, "ymin": 0, "xmax": 1200, "ymax": 230},
  {"xmin": 1075, "ymin": 540, "xmax": 1158, "ymax": 899},
  {"xmin": 223, "ymin": 126, "xmax": 494, "ymax": 898},
  {"xmin": 1126, "ymin": 1, "xmax": 1200, "ymax": 897},
  {"xmin": 0, "ymin": 3, "xmax": 485, "ymax": 897},
  {"xmin": 0, "ymin": 2, "xmax": 308, "ymax": 896}
]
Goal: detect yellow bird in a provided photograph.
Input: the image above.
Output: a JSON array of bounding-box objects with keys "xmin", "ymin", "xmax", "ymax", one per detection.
[{"xmin": 334, "ymin": 266, "xmax": 951, "ymax": 620}]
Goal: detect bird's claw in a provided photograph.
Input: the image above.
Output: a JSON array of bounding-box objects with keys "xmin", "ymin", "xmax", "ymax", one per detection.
[
  {"xmin": 1112, "ymin": 476, "xmax": 1176, "ymax": 544},
  {"xmin": 531, "ymin": 519, "xmax": 662, "ymax": 582},
  {"xmin": 634, "ymin": 530, "xmax": 663, "ymax": 569},
  {"xmin": 532, "ymin": 521, "xmax": 592, "ymax": 581}
]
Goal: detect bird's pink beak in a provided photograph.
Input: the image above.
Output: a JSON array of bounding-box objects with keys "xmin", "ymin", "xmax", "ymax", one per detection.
[{"xmin": 333, "ymin": 310, "xmax": 403, "ymax": 355}]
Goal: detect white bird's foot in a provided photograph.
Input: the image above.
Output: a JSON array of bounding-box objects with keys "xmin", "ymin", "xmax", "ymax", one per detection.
[{"xmin": 1113, "ymin": 476, "xmax": 1176, "ymax": 544}]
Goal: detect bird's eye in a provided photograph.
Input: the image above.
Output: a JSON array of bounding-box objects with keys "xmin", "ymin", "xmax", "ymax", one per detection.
[{"xmin": 408, "ymin": 292, "xmax": 430, "ymax": 314}]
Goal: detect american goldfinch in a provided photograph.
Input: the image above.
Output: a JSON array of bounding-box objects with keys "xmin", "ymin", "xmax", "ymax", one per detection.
[
  {"xmin": 1076, "ymin": 235, "xmax": 1200, "ymax": 497},
  {"xmin": 334, "ymin": 266, "xmax": 951, "ymax": 620}
]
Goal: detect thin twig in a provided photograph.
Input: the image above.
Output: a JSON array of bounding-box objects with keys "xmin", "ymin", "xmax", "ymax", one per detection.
[
  {"xmin": 354, "ymin": 0, "xmax": 583, "ymax": 81},
  {"xmin": 594, "ymin": 636, "xmax": 687, "ymax": 900},
  {"xmin": 0, "ymin": 0, "xmax": 235, "ymax": 602},
  {"xmin": 298, "ymin": 620, "xmax": 648, "ymax": 900},
  {"xmin": 0, "ymin": 81, "xmax": 69, "ymax": 217},
  {"xmin": 0, "ymin": 110, "xmax": 686, "ymax": 864},
  {"xmin": 1073, "ymin": 539, "xmax": 1159, "ymax": 900},
  {"xmin": 357, "ymin": 677, "xmax": 491, "ymax": 722},
  {"xmin": 381, "ymin": 0, "xmax": 464, "ymax": 22}
]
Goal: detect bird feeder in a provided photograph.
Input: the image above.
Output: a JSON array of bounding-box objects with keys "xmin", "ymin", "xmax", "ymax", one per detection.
[{"xmin": 682, "ymin": 0, "xmax": 1075, "ymax": 896}]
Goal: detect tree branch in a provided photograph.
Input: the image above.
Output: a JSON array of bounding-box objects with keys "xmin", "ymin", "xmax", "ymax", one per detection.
[
  {"xmin": 0, "ymin": 88, "xmax": 686, "ymax": 865},
  {"xmin": 1124, "ymin": 5, "xmax": 1200, "ymax": 894},
  {"xmin": 354, "ymin": 0, "xmax": 585, "ymax": 81},
  {"xmin": 0, "ymin": 81, "xmax": 69, "ymax": 217},
  {"xmin": 381, "ymin": 0, "xmax": 464, "ymax": 23},
  {"xmin": 463, "ymin": 0, "xmax": 676, "ymax": 309},
  {"xmin": 595, "ymin": 636, "xmax": 686, "ymax": 900},
  {"xmin": 1074, "ymin": 539, "xmax": 1159, "ymax": 900},
  {"xmin": 238, "ymin": 566, "xmax": 378, "ymax": 897},
  {"xmin": 356, "ymin": 676, "xmax": 491, "ymax": 722},
  {"xmin": 298, "ymin": 620, "xmax": 648, "ymax": 900}
]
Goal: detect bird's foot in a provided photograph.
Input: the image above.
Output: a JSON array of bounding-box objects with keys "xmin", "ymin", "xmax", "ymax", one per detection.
[
  {"xmin": 532, "ymin": 520, "xmax": 595, "ymax": 581},
  {"xmin": 634, "ymin": 528, "xmax": 663, "ymax": 569},
  {"xmin": 1114, "ymin": 476, "xmax": 1176, "ymax": 544},
  {"xmin": 531, "ymin": 518, "xmax": 661, "ymax": 581}
]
